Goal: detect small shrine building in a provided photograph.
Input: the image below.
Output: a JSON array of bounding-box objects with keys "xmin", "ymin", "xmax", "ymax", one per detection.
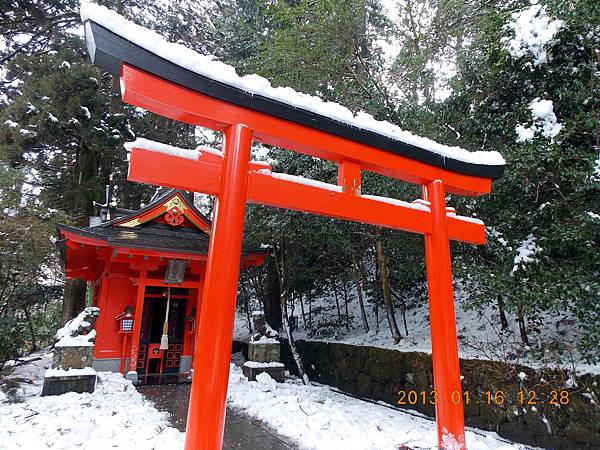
[{"xmin": 57, "ymin": 188, "xmax": 268, "ymax": 384}]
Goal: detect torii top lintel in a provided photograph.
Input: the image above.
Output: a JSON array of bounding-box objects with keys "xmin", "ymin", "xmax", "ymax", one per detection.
[{"xmin": 82, "ymin": 15, "xmax": 505, "ymax": 197}]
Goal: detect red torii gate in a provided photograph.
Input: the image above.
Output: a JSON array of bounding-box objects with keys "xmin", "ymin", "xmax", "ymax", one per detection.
[{"xmin": 82, "ymin": 7, "xmax": 505, "ymax": 449}]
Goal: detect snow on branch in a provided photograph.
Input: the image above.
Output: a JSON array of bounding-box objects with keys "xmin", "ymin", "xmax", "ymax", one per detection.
[
  {"xmin": 516, "ymin": 98, "xmax": 562, "ymax": 142},
  {"xmin": 503, "ymin": 3, "xmax": 564, "ymax": 67},
  {"xmin": 512, "ymin": 234, "xmax": 542, "ymax": 273}
]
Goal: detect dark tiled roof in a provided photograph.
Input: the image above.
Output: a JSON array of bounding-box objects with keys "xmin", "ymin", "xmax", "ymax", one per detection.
[{"xmin": 57, "ymin": 223, "xmax": 268, "ymax": 256}]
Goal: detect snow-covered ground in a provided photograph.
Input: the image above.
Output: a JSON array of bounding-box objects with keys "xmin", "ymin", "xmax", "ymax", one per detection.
[
  {"xmin": 228, "ymin": 364, "xmax": 533, "ymax": 450},
  {"xmin": 0, "ymin": 351, "xmax": 183, "ymax": 450},
  {"xmin": 1, "ymin": 350, "xmax": 534, "ymax": 450}
]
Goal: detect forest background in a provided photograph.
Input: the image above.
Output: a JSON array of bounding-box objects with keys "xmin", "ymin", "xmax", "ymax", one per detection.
[{"xmin": 0, "ymin": 0, "xmax": 599, "ymax": 370}]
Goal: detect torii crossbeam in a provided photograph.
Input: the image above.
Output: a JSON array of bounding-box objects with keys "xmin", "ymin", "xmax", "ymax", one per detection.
[{"xmin": 81, "ymin": 4, "xmax": 505, "ymax": 449}]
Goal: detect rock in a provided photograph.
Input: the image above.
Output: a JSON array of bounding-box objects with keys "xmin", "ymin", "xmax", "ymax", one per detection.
[
  {"xmin": 42, "ymin": 370, "xmax": 96, "ymax": 396},
  {"xmin": 242, "ymin": 362, "xmax": 285, "ymax": 383},
  {"xmin": 248, "ymin": 341, "xmax": 280, "ymax": 363},
  {"xmin": 53, "ymin": 345, "xmax": 94, "ymax": 370}
]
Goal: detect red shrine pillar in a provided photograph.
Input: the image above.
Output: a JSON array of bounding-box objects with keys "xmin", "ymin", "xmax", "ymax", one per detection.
[
  {"xmin": 128, "ymin": 269, "xmax": 147, "ymax": 381},
  {"xmin": 185, "ymin": 124, "xmax": 253, "ymax": 450},
  {"xmin": 423, "ymin": 180, "xmax": 466, "ymax": 449}
]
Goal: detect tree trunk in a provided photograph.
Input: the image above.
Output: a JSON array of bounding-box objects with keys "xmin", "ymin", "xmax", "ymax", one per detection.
[
  {"xmin": 23, "ymin": 306, "xmax": 38, "ymax": 352},
  {"xmin": 341, "ymin": 280, "xmax": 350, "ymax": 331},
  {"xmin": 299, "ymin": 294, "xmax": 307, "ymax": 330},
  {"xmin": 274, "ymin": 243, "xmax": 308, "ymax": 385},
  {"xmin": 263, "ymin": 256, "xmax": 283, "ymax": 331},
  {"xmin": 240, "ymin": 277, "xmax": 252, "ymax": 332},
  {"xmin": 374, "ymin": 229, "xmax": 402, "ymax": 343},
  {"xmin": 308, "ymin": 296, "xmax": 313, "ymax": 331},
  {"xmin": 391, "ymin": 290, "xmax": 409, "ymax": 336},
  {"xmin": 497, "ymin": 297, "xmax": 509, "ymax": 330},
  {"xmin": 516, "ymin": 305, "xmax": 530, "ymax": 346},
  {"xmin": 351, "ymin": 254, "xmax": 369, "ymax": 333},
  {"xmin": 60, "ymin": 278, "xmax": 87, "ymax": 326},
  {"xmin": 332, "ymin": 280, "xmax": 342, "ymax": 325}
]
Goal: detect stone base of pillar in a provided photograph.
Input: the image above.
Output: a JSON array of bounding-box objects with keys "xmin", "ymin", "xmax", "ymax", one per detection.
[{"xmin": 42, "ymin": 368, "xmax": 97, "ymax": 396}]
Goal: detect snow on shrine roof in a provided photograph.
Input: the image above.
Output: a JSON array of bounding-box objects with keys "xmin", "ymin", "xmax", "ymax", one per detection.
[{"xmin": 80, "ymin": 2, "xmax": 506, "ymax": 180}]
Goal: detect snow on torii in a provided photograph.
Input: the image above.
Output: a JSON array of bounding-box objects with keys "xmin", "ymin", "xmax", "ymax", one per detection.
[{"xmin": 80, "ymin": 2, "xmax": 506, "ymax": 450}]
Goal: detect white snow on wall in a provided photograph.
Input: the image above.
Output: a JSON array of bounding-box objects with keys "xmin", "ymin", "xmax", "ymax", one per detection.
[
  {"xmin": 503, "ymin": 3, "xmax": 563, "ymax": 66},
  {"xmin": 512, "ymin": 234, "xmax": 542, "ymax": 273},
  {"xmin": 45, "ymin": 367, "xmax": 97, "ymax": 377},
  {"xmin": 516, "ymin": 98, "xmax": 562, "ymax": 142},
  {"xmin": 80, "ymin": 2, "xmax": 505, "ymax": 168}
]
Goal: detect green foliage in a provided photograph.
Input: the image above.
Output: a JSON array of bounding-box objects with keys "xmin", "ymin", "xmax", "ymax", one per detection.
[
  {"xmin": 447, "ymin": 0, "xmax": 600, "ymax": 361},
  {"xmin": 1, "ymin": 0, "xmax": 599, "ymax": 365}
]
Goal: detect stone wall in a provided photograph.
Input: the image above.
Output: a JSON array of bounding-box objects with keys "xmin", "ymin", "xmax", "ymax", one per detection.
[{"xmin": 278, "ymin": 340, "xmax": 600, "ymax": 449}]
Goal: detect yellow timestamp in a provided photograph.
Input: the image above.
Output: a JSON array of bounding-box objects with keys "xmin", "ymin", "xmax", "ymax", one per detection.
[{"xmin": 396, "ymin": 389, "xmax": 570, "ymax": 406}]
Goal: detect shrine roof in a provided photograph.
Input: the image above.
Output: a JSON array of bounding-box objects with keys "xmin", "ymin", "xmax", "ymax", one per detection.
[
  {"xmin": 57, "ymin": 188, "xmax": 270, "ymax": 257},
  {"xmin": 80, "ymin": 3, "xmax": 505, "ymax": 180},
  {"xmin": 58, "ymin": 222, "xmax": 211, "ymax": 255},
  {"xmin": 100, "ymin": 188, "xmax": 211, "ymax": 232}
]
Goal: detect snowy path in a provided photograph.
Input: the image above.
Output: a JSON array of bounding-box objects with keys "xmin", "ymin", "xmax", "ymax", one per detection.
[
  {"xmin": 139, "ymin": 384, "xmax": 295, "ymax": 449},
  {"xmin": 0, "ymin": 350, "xmax": 535, "ymax": 450}
]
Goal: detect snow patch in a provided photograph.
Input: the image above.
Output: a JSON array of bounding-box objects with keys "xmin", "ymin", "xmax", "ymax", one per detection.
[
  {"xmin": 55, "ymin": 307, "xmax": 99, "ymax": 347},
  {"xmin": 0, "ymin": 370, "xmax": 183, "ymax": 450},
  {"xmin": 267, "ymin": 171, "xmax": 343, "ymax": 193},
  {"xmin": 516, "ymin": 98, "xmax": 562, "ymax": 142},
  {"xmin": 362, "ymin": 194, "xmax": 430, "ymax": 212},
  {"xmin": 513, "ymin": 234, "xmax": 542, "ymax": 273},
  {"xmin": 124, "ymin": 138, "xmax": 201, "ymax": 161},
  {"xmin": 503, "ymin": 4, "xmax": 563, "ymax": 66},
  {"xmin": 587, "ymin": 211, "xmax": 600, "ymax": 220},
  {"xmin": 45, "ymin": 367, "xmax": 97, "ymax": 377},
  {"xmin": 80, "ymin": 105, "xmax": 91, "ymax": 119},
  {"xmin": 227, "ymin": 363, "xmax": 528, "ymax": 449},
  {"xmin": 242, "ymin": 361, "xmax": 285, "ymax": 369}
]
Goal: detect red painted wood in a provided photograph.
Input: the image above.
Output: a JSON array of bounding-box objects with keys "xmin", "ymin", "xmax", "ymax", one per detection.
[
  {"xmin": 120, "ymin": 64, "xmax": 492, "ymax": 196},
  {"xmin": 115, "ymin": 63, "xmax": 500, "ymax": 450},
  {"xmin": 128, "ymin": 270, "xmax": 147, "ymax": 374},
  {"xmin": 185, "ymin": 124, "xmax": 253, "ymax": 449},
  {"xmin": 424, "ymin": 180, "xmax": 466, "ymax": 449},
  {"xmin": 128, "ymin": 147, "xmax": 486, "ymax": 245},
  {"xmin": 337, "ymin": 160, "xmax": 362, "ymax": 195}
]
